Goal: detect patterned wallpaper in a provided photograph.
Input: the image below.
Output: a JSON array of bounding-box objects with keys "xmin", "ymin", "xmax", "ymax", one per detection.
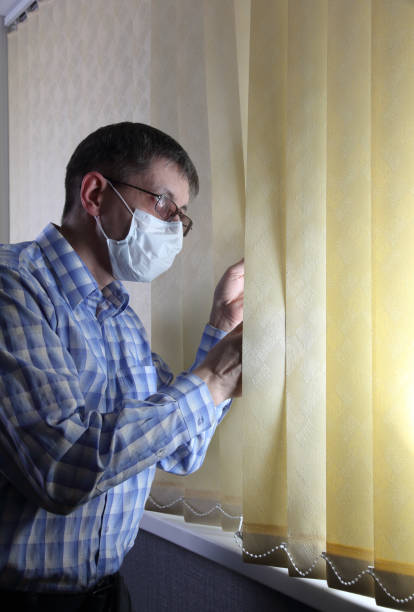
[{"xmin": 8, "ymin": 0, "xmax": 152, "ymax": 330}]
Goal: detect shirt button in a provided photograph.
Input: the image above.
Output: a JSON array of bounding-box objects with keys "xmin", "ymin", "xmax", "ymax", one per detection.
[
  {"xmin": 156, "ymin": 449, "xmax": 166, "ymax": 458},
  {"xmin": 197, "ymin": 417, "xmax": 204, "ymax": 426}
]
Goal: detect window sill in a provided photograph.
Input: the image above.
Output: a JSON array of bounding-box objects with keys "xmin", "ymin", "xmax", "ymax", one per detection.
[{"xmin": 141, "ymin": 511, "xmax": 391, "ymax": 612}]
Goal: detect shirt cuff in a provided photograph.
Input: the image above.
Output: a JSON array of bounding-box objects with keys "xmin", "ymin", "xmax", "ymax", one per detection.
[
  {"xmin": 217, "ymin": 398, "xmax": 232, "ymax": 424},
  {"xmin": 205, "ymin": 323, "xmax": 229, "ymax": 339},
  {"xmin": 157, "ymin": 373, "xmax": 219, "ymax": 439},
  {"xmin": 195, "ymin": 324, "xmax": 228, "ymax": 357}
]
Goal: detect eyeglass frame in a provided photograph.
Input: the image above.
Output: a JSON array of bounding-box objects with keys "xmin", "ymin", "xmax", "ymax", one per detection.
[{"xmin": 103, "ymin": 176, "xmax": 193, "ymax": 237}]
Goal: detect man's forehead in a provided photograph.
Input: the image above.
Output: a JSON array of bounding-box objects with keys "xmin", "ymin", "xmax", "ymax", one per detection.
[{"xmin": 130, "ymin": 159, "xmax": 190, "ymax": 205}]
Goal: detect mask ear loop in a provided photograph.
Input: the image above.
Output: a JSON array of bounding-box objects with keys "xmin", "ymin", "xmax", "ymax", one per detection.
[
  {"xmin": 106, "ymin": 180, "xmax": 134, "ymax": 217},
  {"xmin": 95, "ymin": 179, "xmax": 134, "ymax": 240}
]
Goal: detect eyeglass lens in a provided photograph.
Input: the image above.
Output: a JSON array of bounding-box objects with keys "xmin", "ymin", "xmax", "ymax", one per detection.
[{"xmin": 157, "ymin": 196, "xmax": 192, "ymax": 236}]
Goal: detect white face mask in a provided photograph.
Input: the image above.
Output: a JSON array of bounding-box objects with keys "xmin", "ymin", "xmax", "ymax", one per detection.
[{"xmin": 96, "ymin": 181, "xmax": 183, "ymax": 282}]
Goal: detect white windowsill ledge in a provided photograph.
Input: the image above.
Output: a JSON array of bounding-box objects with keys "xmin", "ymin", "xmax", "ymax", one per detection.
[{"xmin": 141, "ymin": 511, "xmax": 392, "ymax": 612}]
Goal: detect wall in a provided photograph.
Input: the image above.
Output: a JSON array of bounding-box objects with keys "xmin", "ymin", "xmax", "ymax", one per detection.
[
  {"xmin": 121, "ymin": 529, "xmax": 318, "ymax": 612},
  {"xmin": 7, "ymin": 0, "xmax": 152, "ymax": 330}
]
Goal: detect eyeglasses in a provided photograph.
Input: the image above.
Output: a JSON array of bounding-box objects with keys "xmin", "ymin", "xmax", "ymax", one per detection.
[{"xmin": 104, "ymin": 176, "xmax": 193, "ymax": 237}]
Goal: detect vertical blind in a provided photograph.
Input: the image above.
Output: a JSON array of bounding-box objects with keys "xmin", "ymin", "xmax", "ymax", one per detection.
[
  {"xmin": 150, "ymin": 1, "xmax": 414, "ymax": 609},
  {"xmin": 6, "ymin": 0, "xmax": 414, "ymax": 609}
]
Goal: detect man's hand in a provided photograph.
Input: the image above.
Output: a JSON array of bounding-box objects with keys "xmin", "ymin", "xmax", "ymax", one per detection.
[
  {"xmin": 193, "ymin": 322, "xmax": 242, "ymax": 406},
  {"xmin": 209, "ymin": 259, "xmax": 244, "ymax": 333}
]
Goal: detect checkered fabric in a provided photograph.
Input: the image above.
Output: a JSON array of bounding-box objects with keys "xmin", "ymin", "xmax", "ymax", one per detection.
[{"xmin": 0, "ymin": 223, "xmax": 230, "ymax": 592}]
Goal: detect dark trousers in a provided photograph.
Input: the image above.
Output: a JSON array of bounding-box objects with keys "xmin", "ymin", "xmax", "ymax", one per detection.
[{"xmin": 0, "ymin": 572, "xmax": 132, "ymax": 612}]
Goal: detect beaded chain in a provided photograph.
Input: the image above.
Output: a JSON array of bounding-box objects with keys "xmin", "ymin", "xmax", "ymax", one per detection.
[
  {"xmin": 148, "ymin": 494, "xmax": 241, "ymax": 519},
  {"xmin": 148, "ymin": 495, "xmax": 414, "ymax": 605}
]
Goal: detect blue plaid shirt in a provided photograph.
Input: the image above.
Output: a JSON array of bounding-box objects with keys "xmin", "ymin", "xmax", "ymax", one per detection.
[{"xmin": 0, "ymin": 223, "xmax": 230, "ymax": 592}]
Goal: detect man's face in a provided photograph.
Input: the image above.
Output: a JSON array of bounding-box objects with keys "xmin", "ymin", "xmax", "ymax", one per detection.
[{"xmin": 100, "ymin": 157, "xmax": 190, "ymax": 241}]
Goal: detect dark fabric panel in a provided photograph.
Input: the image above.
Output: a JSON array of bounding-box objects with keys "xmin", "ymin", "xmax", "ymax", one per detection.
[{"xmin": 121, "ymin": 529, "xmax": 318, "ymax": 612}]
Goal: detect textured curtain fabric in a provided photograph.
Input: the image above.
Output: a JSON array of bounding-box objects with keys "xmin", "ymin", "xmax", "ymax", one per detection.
[
  {"xmin": 6, "ymin": 0, "xmax": 414, "ymax": 609},
  {"xmin": 147, "ymin": 0, "xmax": 245, "ymax": 532},
  {"xmin": 243, "ymin": 1, "xmax": 414, "ymax": 610}
]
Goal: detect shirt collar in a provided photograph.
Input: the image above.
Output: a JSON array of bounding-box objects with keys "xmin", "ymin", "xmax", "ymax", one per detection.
[{"xmin": 35, "ymin": 223, "xmax": 129, "ymax": 313}]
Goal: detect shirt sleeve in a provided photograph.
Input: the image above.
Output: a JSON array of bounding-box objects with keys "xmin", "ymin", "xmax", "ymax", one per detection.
[
  {"xmin": 150, "ymin": 325, "xmax": 232, "ymax": 475},
  {"xmin": 0, "ymin": 266, "xmax": 228, "ymax": 515}
]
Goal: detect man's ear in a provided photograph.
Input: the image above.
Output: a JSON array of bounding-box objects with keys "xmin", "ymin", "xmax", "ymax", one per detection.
[{"xmin": 80, "ymin": 172, "xmax": 107, "ymax": 217}]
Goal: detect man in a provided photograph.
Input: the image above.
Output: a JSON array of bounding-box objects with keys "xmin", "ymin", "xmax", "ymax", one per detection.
[{"xmin": 0, "ymin": 122, "xmax": 243, "ymax": 611}]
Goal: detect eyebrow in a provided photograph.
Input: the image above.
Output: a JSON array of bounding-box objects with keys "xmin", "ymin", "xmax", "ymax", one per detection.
[
  {"xmin": 155, "ymin": 187, "xmax": 175, "ymax": 200},
  {"xmin": 159, "ymin": 188, "xmax": 189, "ymax": 211}
]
